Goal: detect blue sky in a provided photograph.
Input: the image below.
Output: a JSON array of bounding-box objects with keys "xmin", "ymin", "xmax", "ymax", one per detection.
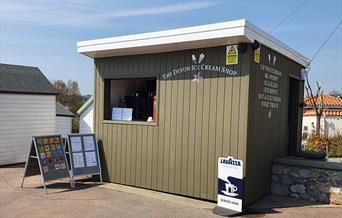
[{"xmin": 1, "ymin": 0, "xmax": 341, "ymax": 95}]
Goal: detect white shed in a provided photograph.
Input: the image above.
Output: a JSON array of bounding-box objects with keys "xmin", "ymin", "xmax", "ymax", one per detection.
[
  {"xmin": 56, "ymin": 102, "xmax": 74, "ymax": 138},
  {"xmin": 77, "ymin": 96, "xmax": 94, "ymax": 133},
  {"xmin": 0, "ymin": 63, "xmax": 59, "ymax": 165}
]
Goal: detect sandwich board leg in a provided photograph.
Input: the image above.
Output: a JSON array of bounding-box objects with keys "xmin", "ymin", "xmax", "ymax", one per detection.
[
  {"xmin": 69, "ymin": 170, "xmax": 75, "ymax": 188},
  {"xmin": 43, "ymin": 181, "xmax": 47, "ymax": 194},
  {"xmin": 70, "ymin": 176, "xmax": 74, "ymax": 188},
  {"xmin": 21, "ymin": 141, "xmax": 32, "ymax": 188},
  {"xmin": 21, "ymin": 161, "xmax": 28, "ymax": 188},
  {"xmin": 21, "ymin": 177, "xmax": 25, "ymax": 188},
  {"xmin": 99, "ymin": 173, "xmax": 103, "ymax": 183}
]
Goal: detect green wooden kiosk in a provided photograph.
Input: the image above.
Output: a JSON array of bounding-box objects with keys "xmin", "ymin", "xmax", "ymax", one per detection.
[{"xmin": 77, "ymin": 19, "xmax": 309, "ymax": 205}]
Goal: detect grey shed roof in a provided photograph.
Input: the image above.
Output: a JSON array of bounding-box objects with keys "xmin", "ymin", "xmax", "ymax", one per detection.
[
  {"xmin": 56, "ymin": 102, "xmax": 74, "ymax": 117},
  {"xmin": 0, "ymin": 63, "xmax": 59, "ymax": 95}
]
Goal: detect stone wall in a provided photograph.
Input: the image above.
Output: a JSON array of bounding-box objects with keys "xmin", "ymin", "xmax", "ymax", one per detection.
[{"xmin": 271, "ymin": 157, "xmax": 342, "ymax": 205}]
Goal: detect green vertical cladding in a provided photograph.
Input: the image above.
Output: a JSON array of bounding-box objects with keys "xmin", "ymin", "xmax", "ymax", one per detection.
[
  {"xmin": 245, "ymin": 45, "xmax": 304, "ymax": 204},
  {"xmin": 93, "ymin": 43, "xmax": 304, "ymax": 204},
  {"xmin": 94, "ymin": 45, "xmax": 250, "ymax": 202}
]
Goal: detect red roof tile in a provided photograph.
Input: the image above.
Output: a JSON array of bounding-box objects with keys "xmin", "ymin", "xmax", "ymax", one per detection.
[
  {"xmin": 303, "ymin": 109, "xmax": 342, "ymax": 116},
  {"xmin": 304, "ymin": 94, "xmax": 342, "ymax": 107}
]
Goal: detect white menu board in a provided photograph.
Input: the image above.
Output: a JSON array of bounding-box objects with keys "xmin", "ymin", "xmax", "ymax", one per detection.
[
  {"xmin": 71, "ymin": 137, "xmax": 82, "ymax": 152},
  {"xmin": 67, "ymin": 134, "xmax": 102, "ymax": 183},
  {"xmin": 122, "ymin": 108, "xmax": 133, "ymax": 121},
  {"xmin": 73, "ymin": 153, "xmax": 85, "ymax": 168},
  {"xmin": 83, "ymin": 136, "xmax": 95, "ymax": 151},
  {"xmin": 85, "ymin": 151, "xmax": 97, "ymax": 167},
  {"xmin": 112, "ymin": 107, "xmax": 123, "ymax": 120}
]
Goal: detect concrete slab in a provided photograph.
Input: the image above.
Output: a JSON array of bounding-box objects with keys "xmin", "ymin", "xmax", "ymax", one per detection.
[
  {"xmin": 1, "ymin": 164, "xmax": 341, "ymax": 218},
  {"xmin": 93, "ymin": 182, "xmax": 216, "ymax": 210},
  {"xmin": 1, "ymin": 165, "xmax": 219, "ymax": 218}
]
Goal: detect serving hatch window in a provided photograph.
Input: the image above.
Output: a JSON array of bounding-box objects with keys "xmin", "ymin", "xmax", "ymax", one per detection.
[{"xmin": 104, "ymin": 78, "xmax": 157, "ymax": 122}]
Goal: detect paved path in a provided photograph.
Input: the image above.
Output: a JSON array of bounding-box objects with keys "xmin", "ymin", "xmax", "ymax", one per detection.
[{"xmin": 0, "ymin": 165, "xmax": 341, "ymax": 218}]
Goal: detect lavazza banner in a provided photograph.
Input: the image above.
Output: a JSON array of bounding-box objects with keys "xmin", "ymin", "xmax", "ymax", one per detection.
[{"xmin": 217, "ymin": 156, "xmax": 244, "ymax": 212}]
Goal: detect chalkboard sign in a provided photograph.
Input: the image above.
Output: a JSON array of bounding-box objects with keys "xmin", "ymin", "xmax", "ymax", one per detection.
[
  {"xmin": 66, "ymin": 133, "xmax": 102, "ymax": 183},
  {"xmin": 21, "ymin": 135, "xmax": 72, "ymax": 193}
]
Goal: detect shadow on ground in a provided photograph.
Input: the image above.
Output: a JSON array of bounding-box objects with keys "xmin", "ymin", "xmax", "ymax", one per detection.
[
  {"xmin": 3, "ymin": 162, "xmax": 103, "ymax": 194},
  {"xmin": 244, "ymin": 195, "xmax": 322, "ymax": 216},
  {"xmin": 0, "ymin": 162, "xmax": 26, "ymax": 168},
  {"xmin": 31, "ymin": 180, "xmax": 101, "ymax": 194}
]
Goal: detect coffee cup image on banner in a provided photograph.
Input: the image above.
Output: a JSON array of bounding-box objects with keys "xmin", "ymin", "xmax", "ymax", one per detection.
[{"xmin": 218, "ymin": 176, "xmax": 242, "ymax": 198}]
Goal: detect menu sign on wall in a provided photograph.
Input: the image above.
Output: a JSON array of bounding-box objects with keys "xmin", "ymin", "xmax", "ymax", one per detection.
[{"xmin": 257, "ymin": 53, "xmax": 282, "ymax": 119}]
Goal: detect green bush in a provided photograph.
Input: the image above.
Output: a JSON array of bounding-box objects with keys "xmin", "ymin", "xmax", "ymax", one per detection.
[
  {"xmin": 328, "ymin": 133, "xmax": 342, "ymax": 158},
  {"xmin": 305, "ymin": 133, "xmax": 342, "ymax": 158}
]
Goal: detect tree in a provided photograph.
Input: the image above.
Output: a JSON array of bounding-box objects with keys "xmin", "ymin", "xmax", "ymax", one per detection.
[
  {"xmin": 304, "ymin": 71, "xmax": 324, "ymax": 136},
  {"xmin": 66, "ymin": 80, "xmax": 84, "ymax": 114},
  {"xmin": 52, "ymin": 79, "xmax": 84, "ymax": 114},
  {"xmin": 52, "ymin": 80, "xmax": 68, "ymax": 104}
]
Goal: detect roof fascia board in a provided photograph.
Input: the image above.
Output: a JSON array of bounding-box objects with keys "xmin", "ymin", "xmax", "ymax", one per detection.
[
  {"xmin": 77, "ymin": 19, "xmax": 309, "ymax": 67},
  {"xmin": 77, "ymin": 19, "xmax": 246, "ymax": 48},
  {"xmin": 244, "ymin": 21, "xmax": 309, "ymax": 67},
  {"xmin": 78, "ymin": 23, "xmax": 246, "ymax": 54}
]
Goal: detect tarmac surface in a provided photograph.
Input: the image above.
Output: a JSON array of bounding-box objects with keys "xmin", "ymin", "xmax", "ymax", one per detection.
[{"xmin": 0, "ymin": 164, "xmax": 341, "ymax": 218}]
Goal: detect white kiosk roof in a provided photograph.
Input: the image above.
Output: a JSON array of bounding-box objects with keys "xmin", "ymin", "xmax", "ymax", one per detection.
[{"xmin": 77, "ymin": 19, "xmax": 309, "ymax": 67}]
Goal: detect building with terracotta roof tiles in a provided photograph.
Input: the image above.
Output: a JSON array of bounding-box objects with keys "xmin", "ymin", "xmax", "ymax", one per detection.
[{"xmin": 302, "ymin": 94, "xmax": 342, "ymax": 139}]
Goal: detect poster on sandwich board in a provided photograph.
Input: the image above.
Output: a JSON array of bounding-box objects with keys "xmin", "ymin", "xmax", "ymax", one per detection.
[
  {"xmin": 66, "ymin": 133, "xmax": 102, "ymax": 184},
  {"xmin": 21, "ymin": 135, "xmax": 72, "ymax": 194},
  {"xmin": 217, "ymin": 156, "xmax": 244, "ymax": 213}
]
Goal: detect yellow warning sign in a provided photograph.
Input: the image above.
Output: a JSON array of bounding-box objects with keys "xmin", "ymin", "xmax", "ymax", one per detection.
[
  {"xmin": 226, "ymin": 45, "xmax": 238, "ymax": 65},
  {"xmin": 254, "ymin": 47, "xmax": 260, "ymax": 63}
]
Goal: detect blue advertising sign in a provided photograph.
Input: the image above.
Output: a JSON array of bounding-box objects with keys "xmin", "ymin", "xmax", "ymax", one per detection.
[{"xmin": 217, "ymin": 156, "xmax": 243, "ymax": 212}]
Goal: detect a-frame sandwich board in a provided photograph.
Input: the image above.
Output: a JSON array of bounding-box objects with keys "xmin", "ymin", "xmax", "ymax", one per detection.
[{"xmin": 21, "ymin": 135, "xmax": 72, "ymax": 194}]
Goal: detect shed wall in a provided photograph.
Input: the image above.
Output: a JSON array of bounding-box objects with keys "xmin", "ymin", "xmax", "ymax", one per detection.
[
  {"xmin": 324, "ymin": 116, "xmax": 342, "ymax": 137},
  {"xmin": 80, "ymin": 104, "xmax": 94, "ymax": 133},
  {"xmin": 245, "ymin": 45, "xmax": 304, "ymax": 204},
  {"xmin": 56, "ymin": 116, "xmax": 72, "ymax": 138},
  {"xmin": 94, "ymin": 45, "xmax": 250, "ymax": 201},
  {"xmin": 0, "ymin": 94, "xmax": 56, "ymax": 165}
]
